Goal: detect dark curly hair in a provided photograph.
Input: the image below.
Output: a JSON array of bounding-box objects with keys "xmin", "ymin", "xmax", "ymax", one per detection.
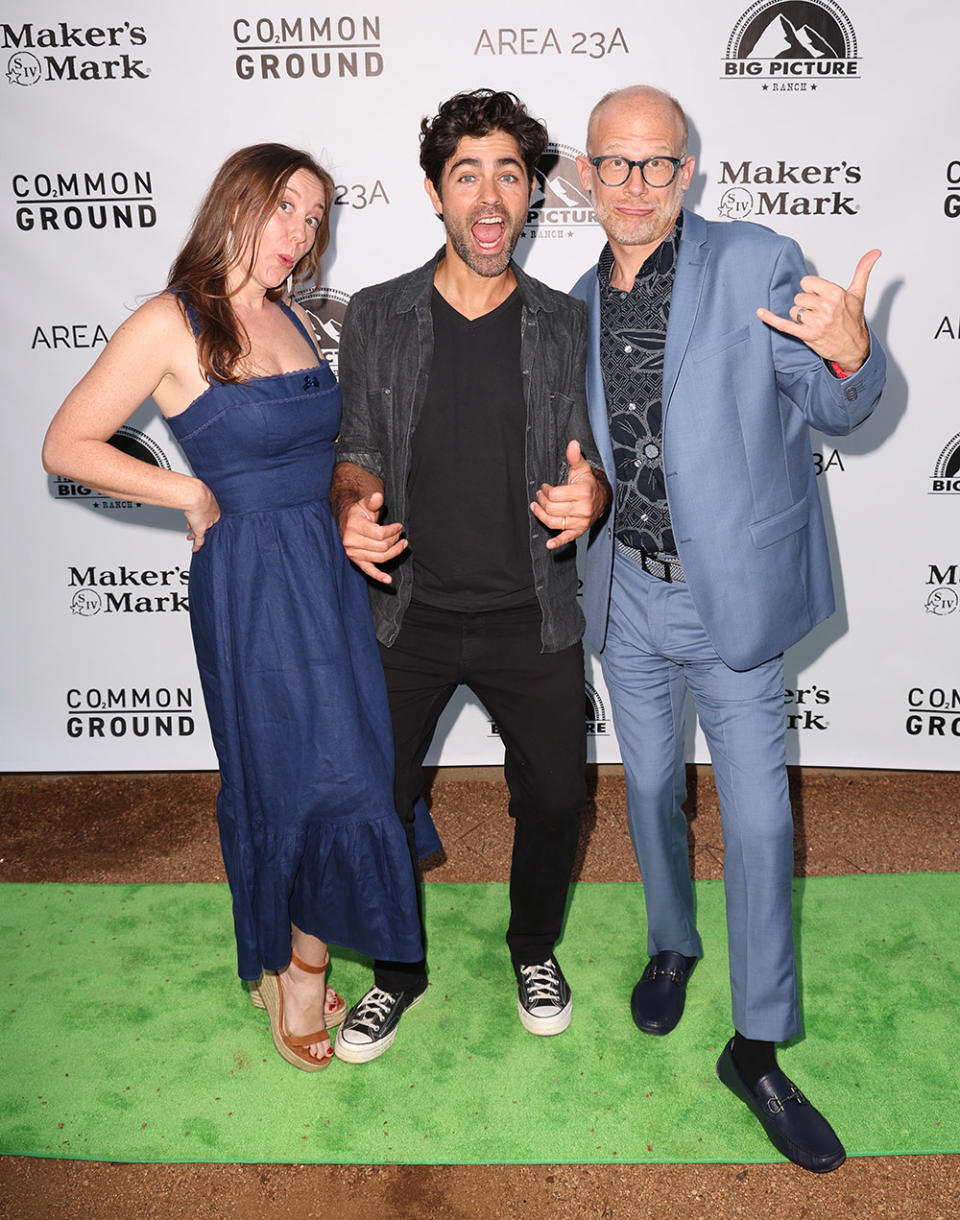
[{"xmin": 419, "ymin": 89, "xmax": 548, "ymax": 192}]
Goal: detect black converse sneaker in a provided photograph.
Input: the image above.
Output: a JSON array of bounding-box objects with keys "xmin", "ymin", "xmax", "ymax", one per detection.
[
  {"xmin": 516, "ymin": 957, "xmax": 573, "ymax": 1035},
  {"xmin": 333, "ymin": 984, "xmax": 426, "ymax": 1063}
]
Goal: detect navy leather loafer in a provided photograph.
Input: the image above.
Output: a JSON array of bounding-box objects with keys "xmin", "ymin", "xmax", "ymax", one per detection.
[
  {"xmin": 630, "ymin": 950, "xmax": 696, "ymax": 1035},
  {"xmin": 716, "ymin": 1039, "xmax": 846, "ymax": 1173}
]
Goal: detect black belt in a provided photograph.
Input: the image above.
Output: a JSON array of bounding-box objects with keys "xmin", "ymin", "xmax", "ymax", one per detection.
[{"xmin": 616, "ymin": 539, "xmax": 685, "ymax": 583}]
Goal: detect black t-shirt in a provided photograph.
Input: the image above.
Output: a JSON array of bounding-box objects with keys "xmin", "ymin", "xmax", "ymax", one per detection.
[{"xmin": 406, "ymin": 287, "xmax": 535, "ymax": 611}]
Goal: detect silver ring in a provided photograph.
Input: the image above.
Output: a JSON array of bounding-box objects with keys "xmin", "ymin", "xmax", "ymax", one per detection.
[{"xmin": 796, "ymin": 307, "xmax": 806, "ymax": 323}]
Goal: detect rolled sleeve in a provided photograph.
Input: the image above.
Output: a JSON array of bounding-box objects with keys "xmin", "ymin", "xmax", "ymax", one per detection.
[{"xmin": 334, "ymin": 295, "xmax": 384, "ymax": 477}]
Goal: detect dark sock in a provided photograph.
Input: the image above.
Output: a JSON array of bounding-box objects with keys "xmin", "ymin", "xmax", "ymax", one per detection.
[{"xmin": 731, "ymin": 1031, "xmax": 777, "ymax": 1090}]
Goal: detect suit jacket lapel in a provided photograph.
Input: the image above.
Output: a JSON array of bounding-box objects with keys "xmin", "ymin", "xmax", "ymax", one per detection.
[
  {"xmin": 583, "ymin": 272, "xmax": 617, "ymax": 485},
  {"xmin": 663, "ymin": 209, "xmax": 709, "ymax": 414}
]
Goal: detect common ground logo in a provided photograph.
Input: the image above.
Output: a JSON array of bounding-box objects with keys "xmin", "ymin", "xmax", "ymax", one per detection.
[
  {"xmin": 519, "ymin": 144, "xmax": 596, "ymax": 243},
  {"xmin": 65, "ymin": 685, "xmax": 195, "ymax": 740},
  {"xmin": 233, "ymin": 14, "xmax": 383, "ymax": 80},
  {"xmin": 488, "ymin": 681, "xmax": 608, "ymax": 737},
  {"xmin": 925, "ymin": 563, "xmax": 959, "ymax": 617},
  {"xmin": 13, "ymin": 169, "xmax": 156, "ymax": 233},
  {"xmin": 723, "ymin": 1, "xmax": 859, "ymax": 88},
  {"xmin": 296, "ymin": 286, "xmax": 349, "ymax": 376},
  {"xmin": 930, "ymin": 433, "xmax": 960, "ymax": 494},
  {"xmin": 905, "ymin": 686, "xmax": 960, "ymax": 739},
  {"xmin": 784, "ymin": 683, "xmax": 830, "ymax": 730},
  {"xmin": 3, "ymin": 21, "xmax": 149, "ymax": 84},
  {"xmin": 69, "ymin": 563, "xmax": 189, "ymax": 617},
  {"xmin": 716, "ymin": 158, "xmax": 860, "ymax": 218},
  {"xmin": 50, "ymin": 425, "xmax": 171, "ymax": 511},
  {"xmin": 945, "ymin": 161, "xmax": 960, "ymax": 219}
]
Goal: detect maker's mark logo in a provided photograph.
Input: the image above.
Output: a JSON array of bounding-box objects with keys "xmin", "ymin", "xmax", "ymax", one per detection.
[
  {"xmin": 7, "ymin": 51, "xmax": 41, "ymax": 85},
  {"xmin": 718, "ymin": 187, "xmax": 754, "ymax": 219},
  {"xmin": 69, "ymin": 563, "xmax": 190, "ymax": 616},
  {"xmin": 925, "ymin": 564, "xmax": 959, "ymax": 617},
  {"xmin": 2, "ymin": 21, "xmax": 150, "ymax": 83},
  {"xmin": 296, "ymin": 286, "xmax": 349, "ymax": 376},
  {"xmin": 716, "ymin": 158, "xmax": 860, "ymax": 218},
  {"xmin": 520, "ymin": 144, "xmax": 595, "ymax": 242},
  {"xmin": 723, "ymin": 0, "xmax": 859, "ymax": 86},
  {"xmin": 926, "ymin": 588, "xmax": 959, "ymax": 616}
]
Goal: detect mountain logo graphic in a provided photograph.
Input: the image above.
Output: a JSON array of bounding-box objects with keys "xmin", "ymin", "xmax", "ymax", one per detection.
[
  {"xmin": 724, "ymin": 0, "xmax": 859, "ymax": 81},
  {"xmin": 519, "ymin": 143, "xmax": 596, "ymax": 241},
  {"xmin": 295, "ymin": 286, "xmax": 350, "ymax": 376}
]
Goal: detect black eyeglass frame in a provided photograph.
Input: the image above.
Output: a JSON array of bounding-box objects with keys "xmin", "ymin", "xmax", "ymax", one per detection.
[{"xmin": 587, "ymin": 155, "xmax": 686, "ymax": 188}]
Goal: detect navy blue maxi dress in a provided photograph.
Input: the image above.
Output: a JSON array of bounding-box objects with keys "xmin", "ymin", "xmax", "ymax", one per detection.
[{"xmin": 165, "ymin": 302, "xmax": 423, "ymax": 979}]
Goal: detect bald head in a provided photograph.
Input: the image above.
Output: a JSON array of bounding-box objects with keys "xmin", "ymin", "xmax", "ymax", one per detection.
[{"xmin": 586, "ymin": 86, "xmax": 688, "ymax": 158}]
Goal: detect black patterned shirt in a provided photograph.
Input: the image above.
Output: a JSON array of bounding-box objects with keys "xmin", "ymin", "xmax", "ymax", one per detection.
[{"xmin": 598, "ymin": 214, "xmax": 682, "ymax": 556}]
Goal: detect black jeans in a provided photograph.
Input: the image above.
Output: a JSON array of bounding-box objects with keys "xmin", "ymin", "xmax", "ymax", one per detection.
[{"xmin": 374, "ymin": 599, "xmax": 587, "ymax": 994}]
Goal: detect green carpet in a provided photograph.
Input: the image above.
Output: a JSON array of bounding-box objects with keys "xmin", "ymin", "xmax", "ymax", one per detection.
[{"xmin": 1, "ymin": 877, "xmax": 958, "ymax": 1164}]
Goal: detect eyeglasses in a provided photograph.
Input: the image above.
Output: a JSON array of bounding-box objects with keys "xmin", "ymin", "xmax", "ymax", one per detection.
[{"xmin": 588, "ymin": 155, "xmax": 686, "ymax": 188}]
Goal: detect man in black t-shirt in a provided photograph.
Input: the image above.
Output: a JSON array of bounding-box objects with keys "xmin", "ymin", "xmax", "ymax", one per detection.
[{"xmin": 331, "ymin": 89, "xmax": 610, "ymax": 1064}]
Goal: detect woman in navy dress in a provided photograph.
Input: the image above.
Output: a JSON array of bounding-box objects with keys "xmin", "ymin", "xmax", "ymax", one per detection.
[{"xmin": 43, "ymin": 144, "xmax": 422, "ymax": 1071}]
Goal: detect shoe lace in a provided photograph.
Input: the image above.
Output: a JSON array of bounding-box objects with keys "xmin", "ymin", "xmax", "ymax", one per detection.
[
  {"xmin": 520, "ymin": 961, "xmax": 562, "ymax": 1004},
  {"xmin": 349, "ymin": 988, "xmax": 397, "ymax": 1033}
]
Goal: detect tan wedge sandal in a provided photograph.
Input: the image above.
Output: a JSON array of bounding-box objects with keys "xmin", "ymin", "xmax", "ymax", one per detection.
[
  {"xmin": 253, "ymin": 951, "xmax": 344, "ymax": 1072},
  {"xmin": 250, "ymin": 950, "xmax": 346, "ymax": 1027}
]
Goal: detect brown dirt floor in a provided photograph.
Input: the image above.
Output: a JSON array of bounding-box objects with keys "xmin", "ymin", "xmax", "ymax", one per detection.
[{"xmin": 1, "ymin": 765, "xmax": 959, "ymax": 1218}]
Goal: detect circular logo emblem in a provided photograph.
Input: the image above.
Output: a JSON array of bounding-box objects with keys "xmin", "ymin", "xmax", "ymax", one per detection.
[
  {"xmin": 70, "ymin": 589, "xmax": 103, "ymax": 616},
  {"xmin": 727, "ymin": 1, "xmax": 856, "ymax": 60},
  {"xmin": 718, "ymin": 187, "xmax": 754, "ymax": 219},
  {"xmin": 7, "ymin": 52, "xmax": 41, "ymax": 86},
  {"xmin": 295, "ymin": 286, "xmax": 350, "ymax": 374},
  {"xmin": 926, "ymin": 588, "xmax": 959, "ymax": 616}
]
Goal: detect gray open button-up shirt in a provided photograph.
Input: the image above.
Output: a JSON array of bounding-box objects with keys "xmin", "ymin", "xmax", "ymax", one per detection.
[{"xmin": 335, "ymin": 252, "xmax": 603, "ymax": 652}]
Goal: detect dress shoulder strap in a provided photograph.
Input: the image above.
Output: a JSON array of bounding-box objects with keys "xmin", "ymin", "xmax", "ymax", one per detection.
[
  {"xmin": 171, "ymin": 288, "xmax": 202, "ymax": 340},
  {"xmin": 278, "ymin": 298, "xmax": 322, "ymax": 362}
]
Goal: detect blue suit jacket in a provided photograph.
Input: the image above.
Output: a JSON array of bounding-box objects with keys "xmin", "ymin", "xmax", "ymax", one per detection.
[{"xmin": 571, "ymin": 209, "xmax": 886, "ymax": 672}]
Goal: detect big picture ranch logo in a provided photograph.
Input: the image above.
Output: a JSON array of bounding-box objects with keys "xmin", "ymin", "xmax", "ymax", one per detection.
[
  {"xmin": 931, "ymin": 433, "xmax": 960, "ymax": 494},
  {"xmin": 519, "ymin": 144, "xmax": 596, "ymax": 242},
  {"xmin": 723, "ymin": 0, "xmax": 859, "ymax": 85},
  {"xmin": 50, "ymin": 425, "xmax": 170, "ymax": 510},
  {"xmin": 295, "ymin": 287, "xmax": 349, "ymax": 376}
]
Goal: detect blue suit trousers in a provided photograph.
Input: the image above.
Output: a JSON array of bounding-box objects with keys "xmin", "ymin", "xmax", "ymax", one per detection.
[{"xmin": 602, "ymin": 552, "xmax": 801, "ymax": 1041}]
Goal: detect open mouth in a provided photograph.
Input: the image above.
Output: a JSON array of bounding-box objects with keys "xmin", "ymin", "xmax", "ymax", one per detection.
[{"xmin": 471, "ymin": 215, "xmax": 505, "ymax": 250}]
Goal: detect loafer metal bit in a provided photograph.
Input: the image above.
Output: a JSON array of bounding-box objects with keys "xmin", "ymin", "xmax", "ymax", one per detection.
[
  {"xmin": 716, "ymin": 1039, "xmax": 846, "ymax": 1173},
  {"xmin": 630, "ymin": 950, "xmax": 696, "ymax": 1035}
]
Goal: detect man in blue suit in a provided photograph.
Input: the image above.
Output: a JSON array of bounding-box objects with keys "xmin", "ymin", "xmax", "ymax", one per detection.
[{"xmin": 571, "ymin": 85, "xmax": 885, "ymax": 1172}]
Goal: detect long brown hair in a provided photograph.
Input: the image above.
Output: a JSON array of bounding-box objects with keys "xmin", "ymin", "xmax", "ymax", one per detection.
[{"xmin": 167, "ymin": 143, "xmax": 333, "ymax": 384}]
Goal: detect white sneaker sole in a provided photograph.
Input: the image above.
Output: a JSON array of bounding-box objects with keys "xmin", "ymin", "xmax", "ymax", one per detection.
[
  {"xmin": 333, "ymin": 989, "xmax": 425, "ymax": 1064},
  {"xmin": 517, "ymin": 995, "xmax": 573, "ymax": 1036}
]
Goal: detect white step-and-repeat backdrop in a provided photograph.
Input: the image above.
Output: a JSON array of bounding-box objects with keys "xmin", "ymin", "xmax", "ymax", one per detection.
[{"xmin": 3, "ymin": 0, "xmax": 958, "ymax": 772}]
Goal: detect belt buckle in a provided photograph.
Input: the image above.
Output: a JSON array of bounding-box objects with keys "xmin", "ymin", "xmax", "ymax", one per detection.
[{"xmin": 644, "ymin": 551, "xmax": 671, "ymax": 583}]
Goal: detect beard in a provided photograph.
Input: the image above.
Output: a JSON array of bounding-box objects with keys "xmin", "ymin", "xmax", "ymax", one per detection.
[
  {"xmin": 444, "ymin": 209, "xmax": 525, "ymax": 278},
  {"xmin": 593, "ymin": 193, "xmax": 681, "ymax": 249}
]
